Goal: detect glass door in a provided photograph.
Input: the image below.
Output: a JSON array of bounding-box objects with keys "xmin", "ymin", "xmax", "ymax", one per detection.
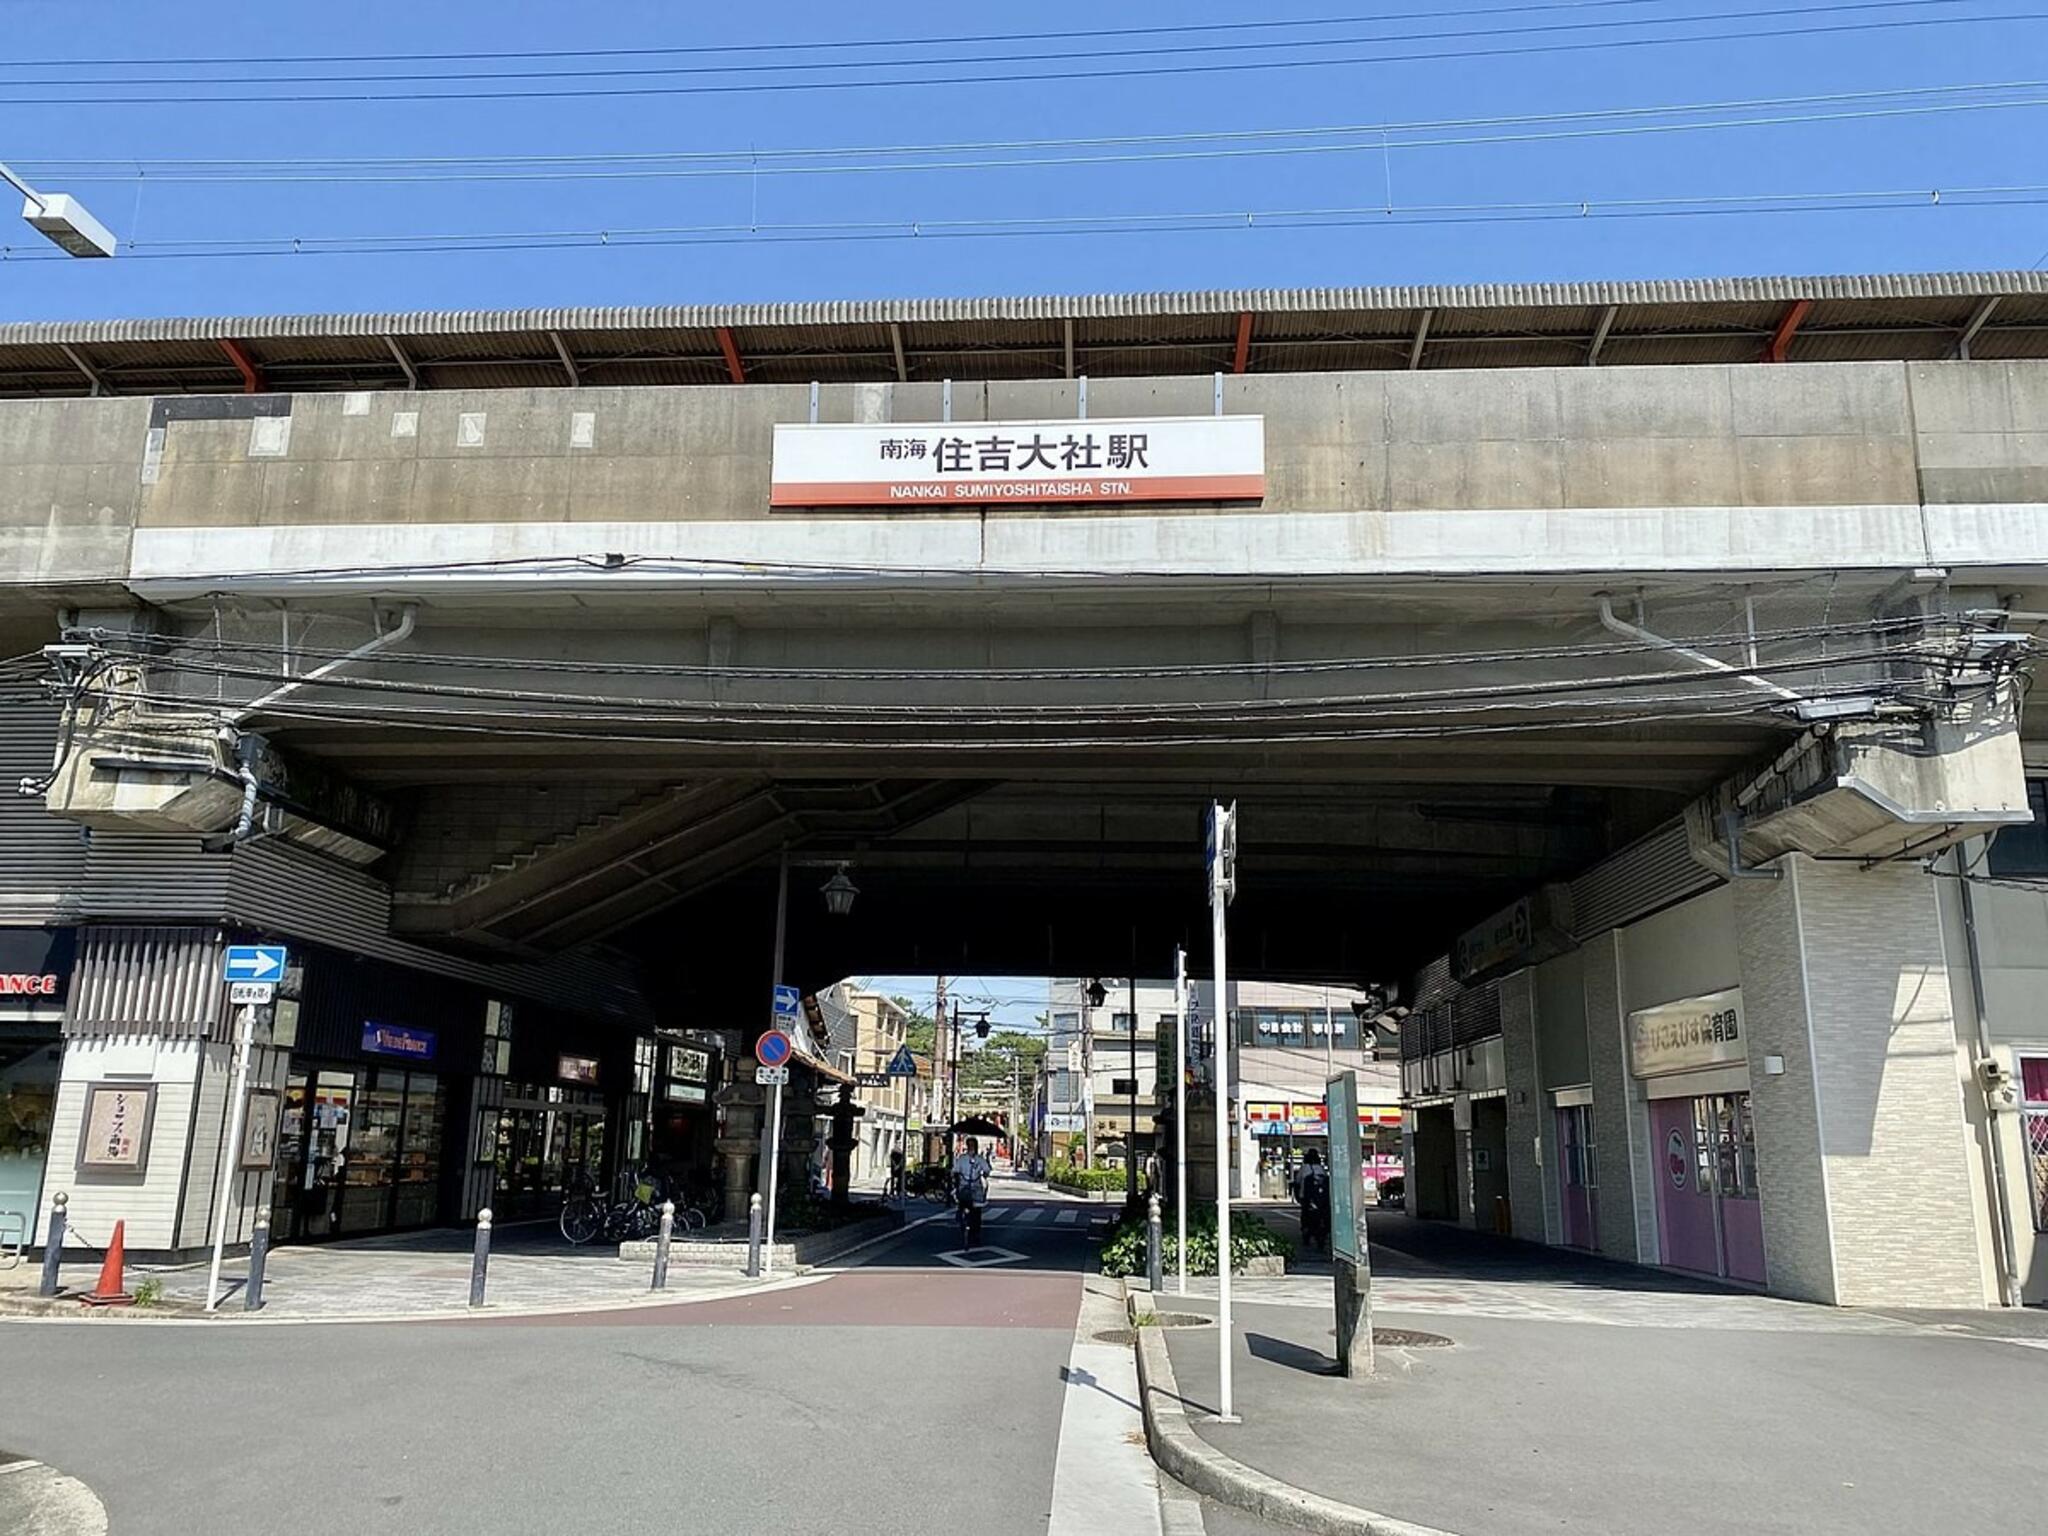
[{"xmin": 271, "ymin": 1070, "xmax": 310, "ymax": 1239}]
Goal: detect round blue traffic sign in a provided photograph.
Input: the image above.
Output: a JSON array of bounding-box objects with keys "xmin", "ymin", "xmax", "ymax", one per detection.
[{"xmin": 755, "ymin": 1029, "xmax": 794, "ymax": 1068}]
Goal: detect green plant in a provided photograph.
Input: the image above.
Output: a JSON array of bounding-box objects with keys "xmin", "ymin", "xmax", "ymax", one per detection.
[
  {"xmin": 1045, "ymin": 1162, "xmax": 1124, "ymax": 1193},
  {"xmin": 1098, "ymin": 1210, "xmax": 1294, "ymax": 1278},
  {"xmin": 132, "ymin": 1277, "xmax": 164, "ymax": 1307}
]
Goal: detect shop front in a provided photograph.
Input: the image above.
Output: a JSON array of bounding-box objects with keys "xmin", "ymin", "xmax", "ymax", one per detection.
[
  {"xmin": 0, "ymin": 927, "xmax": 73, "ymax": 1248},
  {"xmin": 1248, "ymin": 1098, "xmax": 1404, "ymax": 1197},
  {"xmin": 1627, "ymin": 987, "xmax": 1765, "ymax": 1286}
]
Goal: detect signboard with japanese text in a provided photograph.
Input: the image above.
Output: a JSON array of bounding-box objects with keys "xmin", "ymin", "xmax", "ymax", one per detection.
[
  {"xmin": 1627, "ymin": 987, "xmax": 1746, "ymax": 1078},
  {"xmin": 1327, "ymin": 1072, "xmax": 1363, "ymax": 1264},
  {"xmin": 769, "ymin": 415, "xmax": 1265, "ymax": 507},
  {"xmin": 558, "ymin": 1053, "xmax": 601, "ymax": 1085},
  {"xmin": 362, "ymin": 1022, "xmax": 437, "ymax": 1062},
  {"xmin": 239, "ymin": 1090, "xmax": 282, "ymax": 1169},
  {"xmin": 77, "ymin": 1082, "xmax": 156, "ymax": 1173}
]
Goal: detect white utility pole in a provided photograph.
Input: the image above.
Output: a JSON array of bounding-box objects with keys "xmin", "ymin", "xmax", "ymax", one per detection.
[
  {"xmin": 205, "ymin": 1003, "xmax": 258, "ymax": 1310},
  {"xmin": 762, "ymin": 848, "xmax": 790, "ymax": 1274},
  {"xmin": 1207, "ymin": 801, "xmax": 1239, "ymax": 1421},
  {"xmin": 1174, "ymin": 944, "xmax": 1188, "ymax": 1297}
]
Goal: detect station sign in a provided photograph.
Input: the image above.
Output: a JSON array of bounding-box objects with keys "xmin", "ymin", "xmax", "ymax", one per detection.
[{"xmin": 769, "ymin": 415, "xmax": 1265, "ymax": 508}]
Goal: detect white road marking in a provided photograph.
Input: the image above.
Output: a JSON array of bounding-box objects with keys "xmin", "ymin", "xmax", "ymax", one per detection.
[
  {"xmin": 1013, "ymin": 1207, "xmax": 1045, "ymax": 1223},
  {"xmin": 1056, "ymin": 1208, "xmax": 1080, "ymax": 1225},
  {"xmin": 934, "ymin": 1246, "xmax": 1030, "ymax": 1269},
  {"xmin": 1047, "ymin": 1276, "xmax": 1163, "ymax": 1536}
]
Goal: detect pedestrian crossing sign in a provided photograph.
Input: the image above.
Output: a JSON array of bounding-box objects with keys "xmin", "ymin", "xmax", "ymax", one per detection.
[{"xmin": 886, "ymin": 1045, "xmax": 917, "ymax": 1077}]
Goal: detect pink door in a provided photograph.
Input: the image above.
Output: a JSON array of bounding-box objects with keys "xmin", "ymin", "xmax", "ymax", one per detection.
[
  {"xmin": 1556, "ymin": 1106, "xmax": 1596, "ymax": 1250},
  {"xmin": 1651, "ymin": 1098, "xmax": 1720, "ymax": 1276},
  {"xmin": 1713, "ymin": 1095, "xmax": 1766, "ymax": 1285}
]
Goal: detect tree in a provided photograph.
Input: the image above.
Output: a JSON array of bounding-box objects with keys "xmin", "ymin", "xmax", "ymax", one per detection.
[
  {"xmin": 958, "ymin": 1029, "xmax": 1047, "ymax": 1099},
  {"xmin": 894, "ymin": 997, "xmax": 937, "ymax": 1056}
]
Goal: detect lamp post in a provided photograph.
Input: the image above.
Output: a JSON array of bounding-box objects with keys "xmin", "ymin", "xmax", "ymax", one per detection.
[
  {"xmin": 1083, "ymin": 978, "xmax": 1107, "ymax": 1170},
  {"xmin": 2, "ymin": 160, "xmax": 117, "ymax": 257}
]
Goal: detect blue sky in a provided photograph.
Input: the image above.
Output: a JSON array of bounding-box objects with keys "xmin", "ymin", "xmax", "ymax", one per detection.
[{"xmin": 2, "ymin": 1, "xmax": 2044, "ymax": 318}]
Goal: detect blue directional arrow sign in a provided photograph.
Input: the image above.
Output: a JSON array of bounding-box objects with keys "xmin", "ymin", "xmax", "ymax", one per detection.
[
  {"xmin": 771, "ymin": 984, "xmax": 801, "ymax": 1018},
  {"xmin": 223, "ymin": 945, "xmax": 288, "ymax": 983},
  {"xmin": 886, "ymin": 1045, "xmax": 918, "ymax": 1078}
]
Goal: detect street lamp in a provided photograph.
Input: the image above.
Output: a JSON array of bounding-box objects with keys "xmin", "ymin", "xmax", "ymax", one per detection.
[
  {"xmin": 2, "ymin": 160, "xmax": 117, "ymax": 257},
  {"xmin": 818, "ymin": 864, "xmax": 859, "ymax": 917}
]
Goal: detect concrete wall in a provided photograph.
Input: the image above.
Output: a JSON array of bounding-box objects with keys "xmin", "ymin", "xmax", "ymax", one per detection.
[
  {"xmin": 6, "ymin": 360, "xmax": 2048, "ymax": 595},
  {"xmin": 1497, "ymin": 972, "xmax": 1549, "ymax": 1243},
  {"xmin": 1533, "ymin": 949, "xmax": 1590, "ymax": 1090}
]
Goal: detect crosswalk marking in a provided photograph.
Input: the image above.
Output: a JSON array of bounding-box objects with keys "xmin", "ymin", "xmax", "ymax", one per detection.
[
  {"xmin": 1055, "ymin": 1208, "xmax": 1080, "ymax": 1225},
  {"xmin": 1013, "ymin": 1207, "xmax": 1044, "ymax": 1223},
  {"xmin": 982, "ymin": 1207, "xmax": 1010, "ymax": 1223}
]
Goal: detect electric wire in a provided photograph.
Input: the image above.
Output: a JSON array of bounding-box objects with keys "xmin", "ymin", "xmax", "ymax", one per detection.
[
  {"xmin": 0, "ymin": 2, "xmax": 1999, "ymax": 89},
  {"xmin": 2, "ymin": 9, "xmax": 2039, "ymax": 106},
  {"xmin": 0, "ymin": 0, "xmax": 1974, "ymax": 68},
  {"xmin": 7, "ymin": 186, "xmax": 2034, "ymax": 263}
]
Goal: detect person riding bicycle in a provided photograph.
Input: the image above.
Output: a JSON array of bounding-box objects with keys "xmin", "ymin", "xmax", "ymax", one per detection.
[
  {"xmin": 952, "ymin": 1136, "xmax": 992, "ymax": 1247},
  {"xmin": 1295, "ymin": 1147, "xmax": 1332, "ymax": 1252}
]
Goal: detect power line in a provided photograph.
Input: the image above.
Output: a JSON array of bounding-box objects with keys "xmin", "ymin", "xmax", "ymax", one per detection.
[
  {"xmin": 25, "ymin": 78, "xmax": 2032, "ymax": 175},
  {"xmin": 0, "ymin": 9, "xmax": 2037, "ymax": 106},
  {"xmin": 0, "ymin": 2, "xmax": 1990, "ymax": 89},
  {"xmin": 25, "ymin": 89, "xmax": 2048, "ymax": 185},
  {"xmin": 6, "ymin": 183, "xmax": 2039, "ymax": 263}
]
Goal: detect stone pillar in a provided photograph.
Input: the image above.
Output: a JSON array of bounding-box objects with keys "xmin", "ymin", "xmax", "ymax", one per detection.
[
  {"xmin": 713, "ymin": 1077, "xmax": 762, "ymax": 1226},
  {"xmin": 1498, "ymin": 972, "xmax": 1548, "ymax": 1243},
  {"xmin": 1734, "ymin": 855, "xmax": 1987, "ymax": 1307},
  {"xmin": 1582, "ymin": 930, "xmax": 1652, "ymax": 1262},
  {"xmin": 827, "ymin": 1093, "xmax": 860, "ymax": 1207}
]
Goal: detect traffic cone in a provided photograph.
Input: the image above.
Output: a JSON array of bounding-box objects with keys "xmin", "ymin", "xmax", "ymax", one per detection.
[{"xmin": 77, "ymin": 1220, "xmax": 134, "ymax": 1307}]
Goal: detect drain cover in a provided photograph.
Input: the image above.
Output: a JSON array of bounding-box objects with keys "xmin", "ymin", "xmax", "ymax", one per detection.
[
  {"xmin": 1094, "ymin": 1328, "xmax": 1140, "ymax": 1346},
  {"xmin": 1372, "ymin": 1328, "xmax": 1452, "ymax": 1348},
  {"xmin": 1151, "ymin": 1312, "xmax": 1212, "ymax": 1329}
]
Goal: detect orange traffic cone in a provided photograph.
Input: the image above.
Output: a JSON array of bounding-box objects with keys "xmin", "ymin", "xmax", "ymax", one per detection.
[{"xmin": 77, "ymin": 1220, "xmax": 134, "ymax": 1307}]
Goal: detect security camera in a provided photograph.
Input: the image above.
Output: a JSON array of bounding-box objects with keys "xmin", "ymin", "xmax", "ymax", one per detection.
[{"xmin": 1978, "ymin": 1057, "xmax": 2018, "ymax": 1108}]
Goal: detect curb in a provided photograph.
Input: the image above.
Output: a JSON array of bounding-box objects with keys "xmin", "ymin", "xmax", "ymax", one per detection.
[
  {"xmin": 1128, "ymin": 1287, "xmax": 1457, "ymax": 1536},
  {"xmin": 0, "ymin": 1455, "xmax": 108, "ymax": 1536}
]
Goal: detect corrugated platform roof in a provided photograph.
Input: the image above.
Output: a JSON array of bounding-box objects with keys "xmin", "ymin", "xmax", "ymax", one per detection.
[{"xmin": 1, "ymin": 270, "xmax": 2041, "ymax": 398}]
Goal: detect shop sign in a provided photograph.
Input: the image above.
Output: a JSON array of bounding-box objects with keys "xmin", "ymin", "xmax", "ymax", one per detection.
[
  {"xmin": 1287, "ymin": 1103, "xmax": 1329, "ymax": 1136},
  {"xmin": 361, "ymin": 1022, "xmax": 437, "ymax": 1061},
  {"xmin": 1627, "ymin": 988, "xmax": 1745, "ymax": 1078},
  {"xmin": 240, "ymin": 1090, "xmax": 282, "ymax": 1169},
  {"xmin": 0, "ymin": 927, "xmax": 75, "ymax": 1018},
  {"xmin": 669, "ymin": 1045, "xmax": 711, "ymax": 1082},
  {"xmin": 77, "ymin": 1082, "xmax": 155, "ymax": 1172},
  {"xmin": 664, "ymin": 1081, "xmax": 708, "ymax": 1105},
  {"xmin": 769, "ymin": 415, "xmax": 1266, "ymax": 508},
  {"xmin": 558, "ymin": 1053, "xmax": 601, "ymax": 1085},
  {"xmin": 1327, "ymin": 1072, "xmax": 1362, "ymax": 1264},
  {"xmin": 1045, "ymin": 1112, "xmax": 1086, "ymax": 1132}
]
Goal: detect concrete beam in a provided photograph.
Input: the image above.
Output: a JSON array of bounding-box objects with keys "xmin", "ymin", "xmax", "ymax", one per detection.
[
  {"xmin": 1953, "ymin": 296, "xmax": 2001, "ymax": 360},
  {"xmin": 383, "ymin": 336, "xmax": 420, "ymax": 389},
  {"xmin": 1586, "ymin": 305, "xmax": 1618, "ymax": 366},
  {"xmin": 548, "ymin": 330, "xmax": 580, "ymax": 388},
  {"xmin": 1232, "ymin": 312, "xmax": 1254, "ymax": 375}
]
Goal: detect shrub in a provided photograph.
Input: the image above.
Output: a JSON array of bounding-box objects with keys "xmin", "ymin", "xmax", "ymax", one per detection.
[
  {"xmin": 1045, "ymin": 1162, "xmax": 1125, "ymax": 1193},
  {"xmin": 132, "ymin": 1276, "xmax": 164, "ymax": 1307},
  {"xmin": 1098, "ymin": 1209, "xmax": 1294, "ymax": 1278}
]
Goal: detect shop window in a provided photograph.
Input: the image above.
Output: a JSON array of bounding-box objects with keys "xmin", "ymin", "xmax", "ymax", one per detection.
[
  {"xmin": 632, "ymin": 1036, "xmax": 655, "ymax": 1096},
  {"xmin": 481, "ymin": 999, "xmax": 514, "ymax": 1076},
  {"xmin": 2021, "ymin": 1055, "xmax": 2048, "ymax": 1233},
  {"xmin": 1987, "ymin": 781, "xmax": 2048, "ymax": 876}
]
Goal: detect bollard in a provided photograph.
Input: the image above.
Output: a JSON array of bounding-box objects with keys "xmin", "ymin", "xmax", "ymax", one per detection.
[
  {"xmin": 37, "ymin": 1191, "xmax": 67, "ymax": 1298},
  {"xmin": 1147, "ymin": 1193, "xmax": 1164, "ymax": 1294},
  {"xmin": 469, "ymin": 1207, "xmax": 493, "ymax": 1308},
  {"xmin": 244, "ymin": 1207, "xmax": 270, "ymax": 1312},
  {"xmin": 652, "ymin": 1199, "xmax": 674, "ymax": 1291},
  {"xmin": 745, "ymin": 1192, "xmax": 764, "ymax": 1279}
]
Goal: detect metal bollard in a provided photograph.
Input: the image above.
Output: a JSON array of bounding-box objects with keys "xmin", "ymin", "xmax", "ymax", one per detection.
[
  {"xmin": 745, "ymin": 1192, "xmax": 764, "ymax": 1279},
  {"xmin": 469, "ymin": 1207, "xmax": 493, "ymax": 1308},
  {"xmin": 37, "ymin": 1191, "xmax": 67, "ymax": 1298},
  {"xmin": 652, "ymin": 1200, "xmax": 674, "ymax": 1291},
  {"xmin": 1147, "ymin": 1193, "xmax": 1164, "ymax": 1294},
  {"xmin": 244, "ymin": 1207, "xmax": 271, "ymax": 1311}
]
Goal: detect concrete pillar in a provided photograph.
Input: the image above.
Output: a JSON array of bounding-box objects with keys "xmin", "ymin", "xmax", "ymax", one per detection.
[
  {"xmin": 1451, "ymin": 1094, "xmax": 1475, "ymax": 1229},
  {"xmin": 1498, "ymin": 972, "xmax": 1548, "ymax": 1243},
  {"xmin": 1582, "ymin": 930, "xmax": 1652, "ymax": 1262},
  {"xmin": 1734, "ymin": 856, "xmax": 1987, "ymax": 1306}
]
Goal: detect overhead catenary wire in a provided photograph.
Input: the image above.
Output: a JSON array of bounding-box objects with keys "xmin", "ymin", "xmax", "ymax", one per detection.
[
  {"xmin": 1, "ymin": 8, "xmax": 2038, "ymax": 106},
  {"xmin": 22, "ymin": 87, "xmax": 2048, "ymax": 185},
  {"xmin": 6, "ymin": 184, "xmax": 2040, "ymax": 262},
  {"xmin": 0, "ymin": 1, "xmax": 2003, "ymax": 90},
  {"xmin": 1, "ymin": 0, "xmax": 1980, "ymax": 68}
]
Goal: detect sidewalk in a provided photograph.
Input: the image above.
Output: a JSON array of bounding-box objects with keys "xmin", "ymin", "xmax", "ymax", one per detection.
[
  {"xmin": 1145, "ymin": 1217, "xmax": 2048, "ymax": 1535},
  {"xmin": 0, "ymin": 1219, "xmax": 831, "ymax": 1324}
]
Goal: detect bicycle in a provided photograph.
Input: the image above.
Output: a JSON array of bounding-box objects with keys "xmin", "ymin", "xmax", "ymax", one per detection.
[{"xmin": 559, "ymin": 1167, "xmax": 668, "ymax": 1246}]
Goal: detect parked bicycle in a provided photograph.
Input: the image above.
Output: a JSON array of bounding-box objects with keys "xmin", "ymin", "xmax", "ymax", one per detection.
[{"xmin": 559, "ymin": 1166, "xmax": 703, "ymax": 1245}]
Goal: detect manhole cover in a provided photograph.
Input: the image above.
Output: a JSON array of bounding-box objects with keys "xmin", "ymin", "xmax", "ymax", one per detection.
[{"xmin": 1373, "ymin": 1328, "xmax": 1452, "ymax": 1348}]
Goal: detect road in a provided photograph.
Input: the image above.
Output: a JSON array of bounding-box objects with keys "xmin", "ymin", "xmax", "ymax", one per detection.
[{"xmin": 0, "ymin": 1182, "xmax": 1242, "ymax": 1535}]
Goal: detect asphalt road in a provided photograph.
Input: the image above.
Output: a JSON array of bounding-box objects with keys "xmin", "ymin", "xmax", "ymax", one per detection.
[{"xmin": 0, "ymin": 1186, "xmax": 1125, "ymax": 1536}]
